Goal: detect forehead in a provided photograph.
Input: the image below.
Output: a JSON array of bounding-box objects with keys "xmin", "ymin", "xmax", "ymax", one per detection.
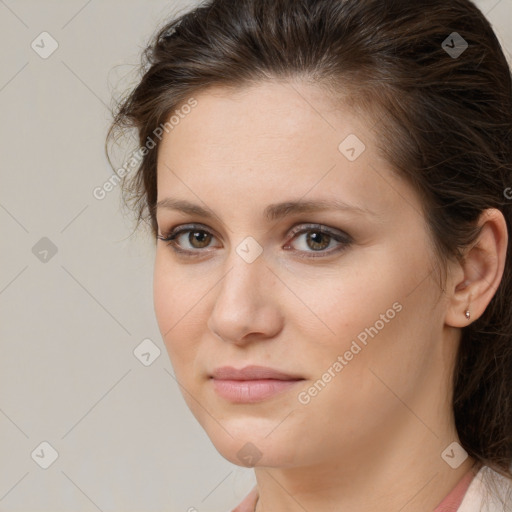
[
  {"xmin": 155, "ymin": 80, "xmax": 419, "ymax": 225},
  {"xmin": 162, "ymin": 80, "xmax": 363, "ymax": 154}
]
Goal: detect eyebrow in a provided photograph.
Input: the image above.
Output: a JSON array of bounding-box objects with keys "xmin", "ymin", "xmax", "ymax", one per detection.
[{"xmin": 155, "ymin": 197, "xmax": 376, "ymax": 222}]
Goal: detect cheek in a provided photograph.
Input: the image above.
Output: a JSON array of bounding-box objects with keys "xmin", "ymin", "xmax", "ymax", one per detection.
[
  {"xmin": 153, "ymin": 255, "xmax": 177, "ymax": 339},
  {"xmin": 288, "ymin": 258, "xmax": 402, "ymax": 355},
  {"xmin": 292, "ymin": 247, "xmax": 436, "ymax": 393},
  {"xmin": 153, "ymin": 253, "xmax": 203, "ymax": 372}
]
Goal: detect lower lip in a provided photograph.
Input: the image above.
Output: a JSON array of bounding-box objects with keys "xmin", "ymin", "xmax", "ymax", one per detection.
[{"xmin": 211, "ymin": 378, "xmax": 303, "ymax": 403}]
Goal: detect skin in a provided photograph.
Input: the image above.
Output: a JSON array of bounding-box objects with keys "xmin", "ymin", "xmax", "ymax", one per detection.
[{"xmin": 153, "ymin": 80, "xmax": 508, "ymax": 512}]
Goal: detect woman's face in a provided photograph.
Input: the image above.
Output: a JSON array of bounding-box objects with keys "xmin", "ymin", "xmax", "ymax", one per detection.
[{"xmin": 153, "ymin": 80, "xmax": 455, "ymax": 469}]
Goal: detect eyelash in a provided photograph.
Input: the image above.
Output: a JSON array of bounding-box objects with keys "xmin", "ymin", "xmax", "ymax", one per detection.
[{"xmin": 156, "ymin": 223, "xmax": 352, "ymax": 259}]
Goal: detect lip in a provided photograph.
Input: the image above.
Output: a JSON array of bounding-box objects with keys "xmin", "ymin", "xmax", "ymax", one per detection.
[
  {"xmin": 210, "ymin": 365, "xmax": 305, "ymax": 403},
  {"xmin": 210, "ymin": 365, "xmax": 304, "ymax": 381}
]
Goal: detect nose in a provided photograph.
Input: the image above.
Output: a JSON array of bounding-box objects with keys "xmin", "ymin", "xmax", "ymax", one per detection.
[{"xmin": 207, "ymin": 250, "xmax": 284, "ymax": 345}]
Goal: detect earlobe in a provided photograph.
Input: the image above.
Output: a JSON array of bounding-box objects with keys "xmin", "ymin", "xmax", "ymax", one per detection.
[
  {"xmin": 462, "ymin": 289, "xmax": 472, "ymax": 321},
  {"xmin": 445, "ymin": 208, "xmax": 508, "ymax": 328}
]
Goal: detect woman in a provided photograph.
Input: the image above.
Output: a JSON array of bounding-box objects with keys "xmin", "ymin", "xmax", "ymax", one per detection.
[{"xmin": 106, "ymin": 0, "xmax": 512, "ymax": 510}]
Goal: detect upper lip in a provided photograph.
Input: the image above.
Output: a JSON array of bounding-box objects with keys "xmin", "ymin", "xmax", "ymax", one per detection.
[{"xmin": 210, "ymin": 365, "xmax": 304, "ymax": 381}]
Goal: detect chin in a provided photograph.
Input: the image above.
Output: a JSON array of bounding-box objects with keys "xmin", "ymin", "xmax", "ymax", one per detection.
[{"xmin": 198, "ymin": 416, "xmax": 302, "ymax": 468}]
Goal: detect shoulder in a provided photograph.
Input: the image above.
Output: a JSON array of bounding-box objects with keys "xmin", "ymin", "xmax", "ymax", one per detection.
[{"xmin": 458, "ymin": 465, "xmax": 512, "ymax": 512}]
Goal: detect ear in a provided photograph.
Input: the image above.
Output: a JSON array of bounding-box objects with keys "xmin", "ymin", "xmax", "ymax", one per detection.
[{"xmin": 445, "ymin": 208, "xmax": 508, "ymax": 328}]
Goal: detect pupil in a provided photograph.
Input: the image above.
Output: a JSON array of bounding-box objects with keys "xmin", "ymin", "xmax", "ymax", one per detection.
[
  {"xmin": 308, "ymin": 231, "xmax": 330, "ymax": 250},
  {"xmin": 191, "ymin": 230, "xmax": 210, "ymax": 248}
]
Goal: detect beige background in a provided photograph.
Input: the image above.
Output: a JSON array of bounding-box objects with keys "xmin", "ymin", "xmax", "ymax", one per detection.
[{"xmin": 0, "ymin": 1, "xmax": 511, "ymax": 511}]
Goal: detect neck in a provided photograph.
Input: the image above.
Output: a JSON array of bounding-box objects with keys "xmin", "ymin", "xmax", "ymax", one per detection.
[
  {"xmin": 253, "ymin": 401, "xmax": 479, "ymax": 511},
  {"xmin": 254, "ymin": 446, "xmax": 477, "ymax": 511}
]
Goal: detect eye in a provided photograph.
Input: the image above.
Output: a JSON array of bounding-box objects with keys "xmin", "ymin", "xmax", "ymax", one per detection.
[
  {"xmin": 157, "ymin": 223, "xmax": 352, "ymax": 259},
  {"xmin": 157, "ymin": 223, "xmax": 220, "ymax": 256},
  {"xmin": 284, "ymin": 223, "xmax": 352, "ymax": 258}
]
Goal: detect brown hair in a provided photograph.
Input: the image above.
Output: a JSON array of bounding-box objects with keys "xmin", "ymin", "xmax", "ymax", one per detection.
[{"xmin": 106, "ymin": 0, "xmax": 512, "ymax": 488}]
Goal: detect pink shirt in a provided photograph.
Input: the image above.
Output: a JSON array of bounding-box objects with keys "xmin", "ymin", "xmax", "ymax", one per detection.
[
  {"xmin": 433, "ymin": 467, "xmax": 477, "ymax": 511},
  {"xmin": 231, "ymin": 467, "xmax": 477, "ymax": 512}
]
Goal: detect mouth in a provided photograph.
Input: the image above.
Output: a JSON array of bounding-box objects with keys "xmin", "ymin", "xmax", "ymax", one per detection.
[{"xmin": 209, "ymin": 365, "xmax": 305, "ymax": 403}]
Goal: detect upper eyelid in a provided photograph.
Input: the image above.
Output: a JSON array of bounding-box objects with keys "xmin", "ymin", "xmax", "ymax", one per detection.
[
  {"xmin": 288, "ymin": 223, "xmax": 347, "ymax": 236},
  {"xmin": 159, "ymin": 222, "xmax": 346, "ymax": 238},
  {"xmin": 159, "ymin": 223, "xmax": 220, "ymax": 240}
]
